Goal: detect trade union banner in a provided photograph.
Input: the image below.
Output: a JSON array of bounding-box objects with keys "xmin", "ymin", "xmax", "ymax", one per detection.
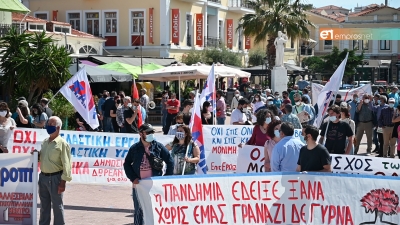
[
  {"xmin": 136, "ymin": 172, "xmax": 400, "ymax": 225},
  {"xmin": 6, "ymin": 128, "xmax": 174, "ymax": 186},
  {"xmin": 0, "ymin": 153, "xmax": 38, "ymax": 225}
]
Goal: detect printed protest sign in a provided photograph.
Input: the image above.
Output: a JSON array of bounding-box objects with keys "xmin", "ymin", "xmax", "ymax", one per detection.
[
  {"xmin": 7, "ymin": 128, "xmax": 174, "ymax": 186},
  {"xmin": 136, "ymin": 172, "xmax": 400, "ymax": 225},
  {"xmin": 0, "ymin": 154, "xmax": 38, "ymax": 225}
]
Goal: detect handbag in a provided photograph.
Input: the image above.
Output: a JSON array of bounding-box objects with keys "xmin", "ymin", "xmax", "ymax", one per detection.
[{"xmin": 145, "ymin": 152, "xmax": 164, "ymax": 171}]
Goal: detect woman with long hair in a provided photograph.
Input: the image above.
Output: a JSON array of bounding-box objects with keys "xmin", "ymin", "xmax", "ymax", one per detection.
[
  {"xmin": 31, "ymin": 103, "xmax": 48, "ymax": 129},
  {"xmin": 251, "ymin": 93, "xmax": 265, "ymax": 113},
  {"xmin": 201, "ymin": 101, "xmax": 213, "ymax": 125},
  {"xmin": 15, "ymin": 104, "xmax": 33, "ymax": 128},
  {"xmin": 166, "ymin": 125, "xmax": 200, "ymax": 175},
  {"xmin": 264, "ymin": 120, "xmax": 282, "ymax": 172},
  {"xmin": 0, "ymin": 102, "xmax": 15, "ymax": 153},
  {"xmin": 239, "ymin": 109, "xmax": 272, "ymax": 147}
]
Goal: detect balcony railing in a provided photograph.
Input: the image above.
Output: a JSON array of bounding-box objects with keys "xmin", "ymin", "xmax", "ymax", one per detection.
[
  {"xmin": 228, "ymin": 0, "xmax": 256, "ymax": 9},
  {"xmin": 301, "ymin": 48, "xmax": 313, "ymax": 56},
  {"xmin": 208, "ymin": 0, "xmax": 221, "ymax": 4},
  {"xmin": 205, "ymin": 36, "xmax": 221, "ymax": 48},
  {"xmin": 0, "ymin": 24, "xmax": 12, "ymax": 38},
  {"xmin": 187, "ymin": 34, "xmax": 192, "ymax": 47}
]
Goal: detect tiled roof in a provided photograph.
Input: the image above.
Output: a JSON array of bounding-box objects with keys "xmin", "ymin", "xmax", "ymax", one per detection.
[
  {"xmin": 307, "ymin": 10, "xmax": 343, "ymax": 22},
  {"xmin": 314, "ymin": 5, "xmax": 350, "ymax": 11},
  {"xmin": 12, "ymin": 12, "xmax": 46, "ymax": 23},
  {"xmin": 47, "ymin": 21, "xmax": 71, "ymax": 26},
  {"xmin": 71, "ymin": 29, "xmax": 105, "ymax": 39}
]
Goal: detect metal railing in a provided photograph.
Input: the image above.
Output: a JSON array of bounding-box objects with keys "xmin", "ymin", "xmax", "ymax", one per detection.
[
  {"xmin": 0, "ymin": 24, "xmax": 12, "ymax": 37},
  {"xmin": 301, "ymin": 48, "xmax": 313, "ymax": 55},
  {"xmin": 228, "ymin": 0, "xmax": 256, "ymax": 9},
  {"xmin": 205, "ymin": 36, "xmax": 221, "ymax": 48},
  {"xmin": 208, "ymin": 0, "xmax": 221, "ymax": 4}
]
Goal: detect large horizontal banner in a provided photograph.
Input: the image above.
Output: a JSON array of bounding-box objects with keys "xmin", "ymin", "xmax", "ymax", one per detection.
[
  {"xmin": 311, "ymin": 83, "xmax": 372, "ymax": 105},
  {"xmin": 136, "ymin": 172, "xmax": 400, "ymax": 225},
  {"xmin": 7, "ymin": 128, "xmax": 174, "ymax": 186},
  {"xmin": 236, "ymin": 145, "xmax": 400, "ymax": 177},
  {"xmin": 0, "ymin": 153, "xmax": 38, "ymax": 224}
]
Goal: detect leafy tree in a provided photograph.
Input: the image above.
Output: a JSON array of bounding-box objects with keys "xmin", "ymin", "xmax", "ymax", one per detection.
[
  {"xmin": 181, "ymin": 49, "xmax": 203, "ymax": 65},
  {"xmin": 237, "ymin": 0, "xmax": 314, "ymax": 68},
  {"xmin": 181, "ymin": 46, "xmax": 242, "ymax": 67},
  {"xmin": 321, "ymin": 46, "xmax": 364, "ymax": 76},
  {"xmin": 42, "ymin": 91, "xmax": 75, "ymax": 130},
  {"xmin": 302, "ymin": 56, "xmax": 325, "ymax": 73},
  {"xmin": 0, "ymin": 27, "xmax": 72, "ymax": 104},
  {"xmin": 248, "ymin": 48, "xmax": 266, "ymax": 67}
]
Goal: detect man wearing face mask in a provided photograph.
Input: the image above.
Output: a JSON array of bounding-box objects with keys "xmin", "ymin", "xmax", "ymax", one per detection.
[
  {"xmin": 231, "ymin": 90, "xmax": 243, "ymax": 110},
  {"xmin": 124, "ymin": 98, "xmax": 140, "ymax": 133},
  {"xmin": 293, "ymin": 93, "xmax": 314, "ymax": 125},
  {"xmin": 273, "ymin": 92, "xmax": 282, "ymax": 108},
  {"xmin": 378, "ymin": 98, "xmax": 397, "ymax": 158},
  {"xmin": 231, "ymin": 98, "xmax": 252, "ymax": 125},
  {"xmin": 354, "ymin": 94, "xmax": 374, "ymax": 155},
  {"xmin": 172, "ymin": 100, "xmax": 193, "ymax": 126},
  {"xmin": 124, "ymin": 123, "xmax": 174, "ymax": 225},
  {"xmin": 319, "ymin": 105, "xmax": 354, "ymax": 154},
  {"xmin": 280, "ymin": 91, "xmax": 291, "ymax": 113},
  {"xmin": 216, "ymin": 90, "xmax": 226, "ymax": 125},
  {"xmin": 169, "ymin": 113, "xmax": 185, "ymax": 135},
  {"xmin": 36, "ymin": 116, "xmax": 72, "ymax": 225},
  {"xmin": 296, "ymin": 125, "xmax": 331, "ymax": 172},
  {"xmin": 164, "ymin": 93, "xmax": 180, "ymax": 134}
]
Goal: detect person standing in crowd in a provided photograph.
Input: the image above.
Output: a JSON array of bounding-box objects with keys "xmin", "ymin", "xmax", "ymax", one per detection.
[
  {"xmin": 111, "ymin": 96, "xmax": 121, "ymax": 133},
  {"xmin": 271, "ymin": 122, "xmax": 303, "ymax": 172},
  {"xmin": 123, "ymin": 124, "xmax": 174, "ymax": 225},
  {"xmin": 258, "ymin": 90, "xmax": 267, "ymax": 103},
  {"xmin": 15, "ymin": 103, "xmax": 33, "ymax": 128},
  {"xmin": 379, "ymin": 98, "xmax": 397, "ymax": 158},
  {"xmin": 216, "ymin": 90, "xmax": 226, "ymax": 125},
  {"xmin": 289, "ymin": 85, "xmax": 302, "ymax": 106},
  {"xmin": 75, "ymin": 110, "xmax": 97, "ymax": 131},
  {"xmin": 239, "ymin": 80, "xmax": 249, "ymax": 97},
  {"xmin": 330, "ymin": 94, "xmax": 343, "ymax": 107},
  {"xmin": 231, "ymin": 90, "xmax": 243, "ymax": 110},
  {"xmin": 340, "ymin": 107, "xmax": 355, "ymax": 155},
  {"xmin": 168, "ymin": 113, "xmax": 185, "ymax": 135},
  {"xmin": 239, "ymin": 109, "xmax": 272, "ymax": 147},
  {"xmin": 140, "ymin": 89, "xmax": 149, "ymax": 122},
  {"xmin": 116, "ymin": 96, "xmax": 130, "ymax": 133},
  {"xmin": 392, "ymin": 104, "xmax": 400, "ymax": 158},
  {"xmin": 97, "ymin": 90, "xmax": 109, "ymax": 131},
  {"xmin": 280, "ymin": 91, "xmax": 291, "ymax": 113},
  {"xmin": 189, "ymin": 91, "xmax": 196, "ymax": 101},
  {"xmin": 0, "ymin": 102, "xmax": 15, "ymax": 153},
  {"xmin": 166, "ymin": 125, "xmax": 200, "ymax": 175},
  {"xmin": 173, "ymin": 99, "xmax": 193, "ymax": 125},
  {"xmin": 302, "ymin": 88, "xmax": 311, "ymax": 104},
  {"xmin": 37, "ymin": 116, "xmax": 72, "ymax": 225},
  {"xmin": 349, "ymin": 94, "xmax": 359, "ymax": 124},
  {"xmin": 201, "ymin": 101, "xmax": 214, "ymax": 125},
  {"xmin": 354, "ymin": 94, "xmax": 374, "ymax": 155},
  {"xmin": 124, "ymin": 98, "xmax": 140, "ymax": 133},
  {"xmin": 373, "ymin": 94, "xmax": 381, "ymax": 106},
  {"xmin": 319, "ymin": 105, "xmax": 354, "ymax": 154},
  {"xmin": 231, "ymin": 98, "xmax": 252, "ymax": 125},
  {"xmin": 301, "ymin": 96, "xmax": 316, "ymax": 125},
  {"xmin": 40, "ymin": 98, "xmax": 53, "ymax": 118},
  {"xmin": 273, "ymin": 92, "xmax": 282, "ymax": 108},
  {"xmin": 388, "ymin": 86, "xmax": 399, "ymax": 107},
  {"xmin": 281, "ymin": 104, "xmax": 302, "ymax": 129},
  {"xmin": 373, "ymin": 95, "xmax": 387, "ymax": 156},
  {"xmin": 102, "ymin": 91, "xmax": 116, "ymax": 132},
  {"xmin": 164, "ymin": 93, "xmax": 180, "ymax": 134},
  {"xmin": 293, "ymin": 93, "xmax": 314, "ymax": 125},
  {"xmin": 32, "ymin": 103, "xmax": 48, "ymax": 129},
  {"xmin": 251, "ymin": 94, "xmax": 264, "ymax": 113},
  {"xmin": 264, "ymin": 120, "xmax": 282, "ymax": 172},
  {"xmin": 161, "ymin": 90, "xmax": 169, "ymax": 131},
  {"xmin": 297, "ymin": 125, "xmax": 332, "ymax": 172}
]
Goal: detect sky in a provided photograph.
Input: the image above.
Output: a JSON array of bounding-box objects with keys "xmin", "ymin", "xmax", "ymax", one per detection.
[{"xmin": 304, "ymin": 0, "xmax": 400, "ymax": 10}]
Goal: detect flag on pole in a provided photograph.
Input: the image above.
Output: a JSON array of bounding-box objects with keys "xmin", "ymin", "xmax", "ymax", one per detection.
[
  {"xmin": 59, "ymin": 66, "xmax": 99, "ymax": 129},
  {"xmin": 314, "ymin": 53, "xmax": 349, "ymax": 127},
  {"xmin": 132, "ymin": 79, "xmax": 143, "ymax": 127},
  {"xmin": 199, "ymin": 64, "xmax": 216, "ymax": 122}
]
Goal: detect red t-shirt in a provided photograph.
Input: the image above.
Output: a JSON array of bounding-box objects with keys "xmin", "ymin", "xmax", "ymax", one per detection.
[{"xmin": 167, "ymin": 99, "xmax": 180, "ymax": 114}]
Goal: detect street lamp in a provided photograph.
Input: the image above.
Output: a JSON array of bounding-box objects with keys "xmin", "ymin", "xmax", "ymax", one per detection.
[{"xmin": 264, "ymin": 56, "xmax": 268, "ymax": 89}]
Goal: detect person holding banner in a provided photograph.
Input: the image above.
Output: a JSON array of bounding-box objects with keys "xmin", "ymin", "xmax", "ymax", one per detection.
[
  {"xmin": 123, "ymin": 123, "xmax": 174, "ymax": 225},
  {"xmin": 264, "ymin": 120, "xmax": 282, "ymax": 171},
  {"xmin": 166, "ymin": 125, "xmax": 200, "ymax": 175},
  {"xmin": 0, "ymin": 102, "xmax": 15, "ymax": 153}
]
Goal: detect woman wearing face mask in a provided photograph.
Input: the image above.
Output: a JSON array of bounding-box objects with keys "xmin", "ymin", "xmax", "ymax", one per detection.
[
  {"xmin": 201, "ymin": 101, "xmax": 214, "ymax": 125},
  {"xmin": 0, "ymin": 102, "xmax": 16, "ymax": 153},
  {"xmin": 31, "ymin": 103, "xmax": 48, "ymax": 129},
  {"xmin": 264, "ymin": 120, "xmax": 282, "ymax": 172},
  {"xmin": 231, "ymin": 91, "xmax": 242, "ymax": 110},
  {"xmin": 239, "ymin": 109, "xmax": 272, "ymax": 147},
  {"xmin": 340, "ymin": 107, "xmax": 355, "ymax": 154},
  {"xmin": 15, "ymin": 105, "xmax": 33, "ymax": 128},
  {"xmin": 111, "ymin": 96, "xmax": 121, "ymax": 133},
  {"xmin": 165, "ymin": 125, "xmax": 200, "ymax": 175},
  {"xmin": 251, "ymin": 94, "xmax": 264, "ymax": 113}
]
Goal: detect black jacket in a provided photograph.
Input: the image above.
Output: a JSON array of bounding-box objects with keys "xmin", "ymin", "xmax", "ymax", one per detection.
[{"xmin": 123, "ymin": 140, "xmax": 174, "ymax": 182}]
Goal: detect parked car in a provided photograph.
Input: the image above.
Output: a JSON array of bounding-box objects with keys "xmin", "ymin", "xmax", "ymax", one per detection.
[{"xmin": 375, "ymin": 80, "xmax": 388, "ymax": 86}]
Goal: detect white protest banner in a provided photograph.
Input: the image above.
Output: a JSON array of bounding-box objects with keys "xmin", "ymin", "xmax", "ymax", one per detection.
[
  {"xmin": 0, "ymin": 153, "xmax": 38, "ymax": 225},
  {"xmin": 7, "ymin": 128, "xmax": 174, "ymax": 186},
  {"xmin": 311, "ymin": 83, "xmax": 372, "ymax": 105},
  {"xmin": 136, "ymin": 172, "xmax": 400, "ymax": 225},
  {"xmin": 202, "ymin": 125, "xmax": 253, "ymax": 173}
]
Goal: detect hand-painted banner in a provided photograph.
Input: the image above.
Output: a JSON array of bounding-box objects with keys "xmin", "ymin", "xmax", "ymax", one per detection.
[
  {"xmin": 171, "ymin": 9, "xmax": 179, "ymax": 44},
  {"xmin": 236, "ymin": 144, "xmax": 400, "ymax": 177},
  {"xmin": 0, "ymin": 153, "xmax": 38, "ymax": 224},
  {"xmin": 7, "ymin": 128, "xmax": 174, "ymax": 186},
  {"xmin": 136, "ymin": 172, "xmax": 400, "ymax": 225},
  {"xmin": 311, "ymin": 83, "xmax": 372, "ymax": 105}
]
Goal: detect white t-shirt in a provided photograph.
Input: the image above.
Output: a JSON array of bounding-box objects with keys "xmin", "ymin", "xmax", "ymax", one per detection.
[{"xmin": 230, "ymin": 109, "xmax": 247, "ymax": 125}]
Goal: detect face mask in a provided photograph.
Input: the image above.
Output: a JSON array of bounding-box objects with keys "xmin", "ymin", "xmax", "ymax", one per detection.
[
  {"xmin": 0, "ymin": 110, "xmax": 7, "ymax": 117},
  {"xmin": 128, "ymin": 103, "xmax": 132, "ymax": 108},
  {"xmin": 208, "ymin": 106, "xmax": 213, "ymax": 112},
  {"xmin": 175, "ymin": 132, "xmax": 185, "ymax": 140},
  {"xmin": 46, "ymin": 125, "xmax": 57, "ymax": 135},
  {"xmin": 116, "ymin": 100, "xmax": 121, "ymax": 104},
  {"xmin": 132, "ymin": 105, "xmax": 137, "ymax": 110},
  {"xmin": 267, "ymin": 101, "xmax": 273, "ymax": 105},
  {"xmin": 275, "ymin": 95, "xmax": 279, "ymax": 99},
  {"xmin": 172, "ymin": 98, "xmax": 176, "ymax": 101},
  {"xmin": 235, "ymin": 94, "xmax": 239, "ymax": 97},
  {"xmin": 242, "ymin": 107, "xmax": 248, "ymax": 113},
  {"xmin": 364, "ymin": 99, "xmax": 370, "ymax": 104},
  {"xmin": 265, "ymin": 117, "xmax": 272, "ymax": 124},
  {"xmin": 329, "ymin": 116, "xmax": 337, "ymax": 122},
  {"xmin": 189, "ymin": 107, "xmax": 194, "ymax": 113},
  {"xmin": 389, "ymin": 103, "xmax": 395, "ymax": 108},
  {"xmin": 295, "ymin": 101, "xmax": 301, "ymax": 106},
  {"xmin": 255, "ymin": 98, "xmax": 259, "ymax": 101},
  {"xmin": 377, "ymin": 100, "xmax": 381, "ymax": 105},
  {"xmin": 145, "ymin": 133, "xmax": 154, "ymax": 142},
  {"xmin": 354, "ymin": 97, "xmax": 359, "ymax": 102},
  {"xmin": 274, "ymin": 130, "xmax": 280, "ymax": 138}
]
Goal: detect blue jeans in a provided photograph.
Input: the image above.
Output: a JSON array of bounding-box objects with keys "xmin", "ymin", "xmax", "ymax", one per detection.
[
  {"xmin": 132, "ymin": 188, "xmax": 143, "ymax": 225},
  {"xmin": 373, "ymin": 128, "xmax": 379, "ymax": 150},
  {"xmin": 217, "ymin": 117, "xmax": 225, "ymax": 125},
  {"xmin": 162, "ymin": 109, "xmax": 168, "ymax": 128},
  {"xmin": 103, "ymin": 116, "xmax": 114, "ymax": 132}
]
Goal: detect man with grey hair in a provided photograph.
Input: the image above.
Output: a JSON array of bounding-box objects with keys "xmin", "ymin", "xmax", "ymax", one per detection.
[
  {"xmin": 117, "ymin": 96, "xmax": 131, "ymax": 133},
  {"xmin": 37, "ymin": 116, "xmax": 72, "ymax": 225},
  {"xmin": 281, "ymin": 104, "xmax": 302, "ymax": 129},
  {"xmin": 355, "ymin": 94, "xmax": 374, "ymax": 155}
]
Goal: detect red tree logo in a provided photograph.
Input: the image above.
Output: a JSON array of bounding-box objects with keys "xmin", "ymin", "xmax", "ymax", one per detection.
[{"xmin": 360, "ymin": 188, "xmax": 400, "ymax": 225}]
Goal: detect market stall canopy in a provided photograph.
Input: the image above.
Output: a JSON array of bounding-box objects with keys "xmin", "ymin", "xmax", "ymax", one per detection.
[
  {"xmin": 138, "ymin": 64, "xmax": 210, "ymax": 81},
  {"xmin": 143, "ymin": 63, "xmax": 164, "ymax": 71},
  {"xmin": 91, "ymin": 56, "xmax": 176, "ymax": 66},
  {"xmin": 0, "ymin": 0, "xmax": 30, "ymax": 13},
  {"xmin": 204, "ymin": 63, "xmax": 251, "ymax": 78},
  {"xmin": 69, "ymin": 65, "xmax": 132, "ymax": 82},
  {"xmin": 98, "ymin": 61, "xmax": 151, "ymax": 78},
  {"xmin": 284, "ymin": 63, "xmax": 304, "ymax": 71}
]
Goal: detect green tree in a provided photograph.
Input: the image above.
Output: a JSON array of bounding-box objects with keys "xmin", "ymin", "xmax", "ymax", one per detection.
[
  {"xmin": 237, "ymin": 0, "xmax": 314, "ymax": 68},
  {"xmin": 248, "ymin": 48, "xmax": 266, "ymax": 67},
  {"xmin": 302, "ymin": 56, "xmax": 325, "ymax": 73},
  {"xmin": 181, "ymin": 46, "xmax": 242, "ymax": 67},
  {"xmin": 0, "ymin": 27, "xmax": 72, "ymax": 104},
  {"xmin": 321, "ymin": 46, "xmax": 364, "ymax": 76},
  {"xmin": 181, "ymin": 49, "xmax": 203, "ymax": 65}
]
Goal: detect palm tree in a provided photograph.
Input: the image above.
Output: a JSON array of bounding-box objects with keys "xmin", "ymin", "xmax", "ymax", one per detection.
[{"xmin": 237, "ymin": 0, "xmax": 314, "ymax": 69}]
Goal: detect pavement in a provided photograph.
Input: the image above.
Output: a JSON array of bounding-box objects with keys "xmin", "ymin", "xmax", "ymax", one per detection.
[{"xmin": 35, "ymin": 117, "xmax": 376, "ymax": 225}]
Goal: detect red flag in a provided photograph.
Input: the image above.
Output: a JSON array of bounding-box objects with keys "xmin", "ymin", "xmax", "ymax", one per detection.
[
  {"xmin": 132, "ymin": 79, "xmax": 143, "ymax": 127},
  {"xmin": 132, "ymin": 79, "xmax": 139, "ymax": 99}
]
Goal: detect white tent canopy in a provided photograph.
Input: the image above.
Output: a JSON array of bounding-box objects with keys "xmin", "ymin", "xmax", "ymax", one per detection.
[
  {"xmin": 137, "ymin": 65, "xmax": 210, "ymax": 81},
  {"xmin": 191, "ymin": 63, "xmax": 251, "ymax": 78}
]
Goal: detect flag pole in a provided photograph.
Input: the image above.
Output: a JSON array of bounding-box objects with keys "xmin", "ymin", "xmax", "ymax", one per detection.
[
  {"xmin": 182, "ymin": 90, "xmax": 199, "ymax": 175},
  {"xmin": 322, "ymin": 90, "xmax": 338, "ymax": 146}
]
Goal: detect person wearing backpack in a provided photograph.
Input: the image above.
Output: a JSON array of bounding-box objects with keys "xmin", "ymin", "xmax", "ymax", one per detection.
[{"xmin": 166, "ymin": 125, "xmax": 200, "ymax": 175}]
